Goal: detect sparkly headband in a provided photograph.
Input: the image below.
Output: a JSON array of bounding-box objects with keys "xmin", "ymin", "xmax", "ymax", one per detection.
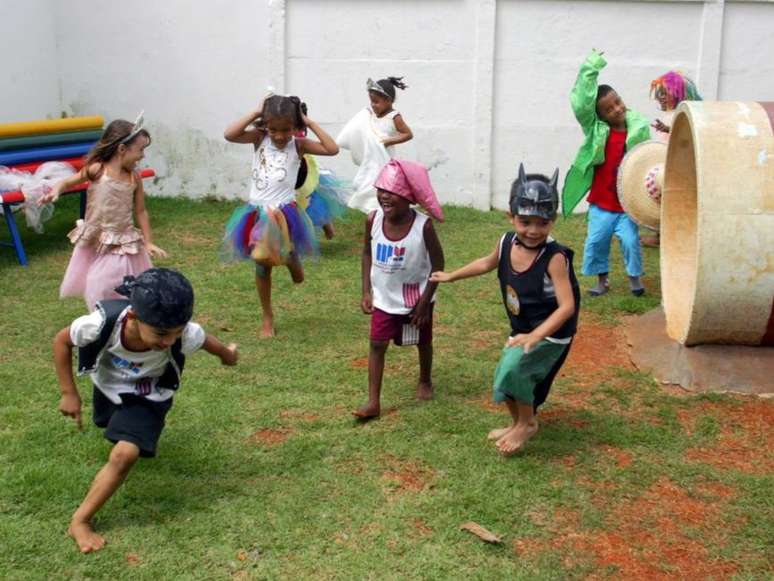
[
  {"xmin": 120, "ymin": 110, "xmax": 146, "ymax": 144},
  {"xmin": 366, "ymin": 78, "xmax": 391, "ymax": 99}
]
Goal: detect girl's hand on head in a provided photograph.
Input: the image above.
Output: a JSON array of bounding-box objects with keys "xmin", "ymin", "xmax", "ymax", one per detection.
[
  {"xmin": 361, "ymin": 293, "xmax": 374, "ymax": 314},
  {"xmin": 146, "ymin": 243, "xmax": 168, "ymax": 259},
  {"xmin": 652, "ymin": 119, "xmax": 670, "ymax": 133},
  {"xmin": 59, "ymin": 393, "xmax": 83, "ymax": 431},
  {"xmin": 221, "ymin": 343, "xmax": 238, "ymax": 366},
  {"xmin": 429, "ymin": 271, "xmax": 452, "ymax": 283},
  {"xmin": 505, "ymin": 333, "xmax": 540, "ymax": 354}
]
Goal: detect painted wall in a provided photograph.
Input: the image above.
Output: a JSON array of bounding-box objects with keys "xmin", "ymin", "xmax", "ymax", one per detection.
[
  {"xmin": 3, "ymin": 0, "xmax": 774, "ymax": 208},
  {"xmin": 0, "ymin": 0, "xmax": 61, "ymax": 122}
]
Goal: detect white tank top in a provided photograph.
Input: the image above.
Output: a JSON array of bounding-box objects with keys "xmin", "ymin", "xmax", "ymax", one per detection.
[
  {"xmin": 370, "ymin": 208, "xmax": 433, "ymax": 314},
  {"xmin": 248, "ymin": 135, "xmax": 300, "ymax": 207}
]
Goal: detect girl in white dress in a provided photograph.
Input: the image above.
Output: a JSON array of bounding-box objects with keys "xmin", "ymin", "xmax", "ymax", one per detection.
[{"xmin": 337, "ymin": 77, "xmax": 413, "ymax": 213}]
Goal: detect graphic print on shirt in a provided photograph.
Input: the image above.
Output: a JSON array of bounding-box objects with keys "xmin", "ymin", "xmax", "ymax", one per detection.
[
  {"xmin": 252, "ymin": 145, "xmax": 288, "ymax": 192},
  {"xmin": 506, "ymin": 285, "xmax": 520, "ymax": 315},
  {"xmin": 135, "ymin": 377, "xmax": 153, "ymax": 396},
  {"xmin": 374, "ymin": 242, "xmax": 407, "ymax": 274},
  {"xmin": 111, "ymin": 355, "xmax": 143, "ymax": 375},
  {"xmin": 402, "ymin": 283, "xmax": 421, "ymax": 309}
]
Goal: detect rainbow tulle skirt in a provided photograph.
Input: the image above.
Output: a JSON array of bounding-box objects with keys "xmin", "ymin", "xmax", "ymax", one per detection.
[
  {"xmin": 221, "ymin": 201, "xmax": 318, "ymax": 267},
  {"xmin": 296, "ymin": 155, "xmax": 349, "ymax": 229}
]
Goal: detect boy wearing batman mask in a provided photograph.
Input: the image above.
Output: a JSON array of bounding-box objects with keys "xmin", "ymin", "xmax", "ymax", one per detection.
[
  {"xmin": 52, "ymin": 268, "xmax": 238, "ymax": 553},
  {"xmin": 431, "ymin": 165, "xmax": 580, "ymax": 455}
]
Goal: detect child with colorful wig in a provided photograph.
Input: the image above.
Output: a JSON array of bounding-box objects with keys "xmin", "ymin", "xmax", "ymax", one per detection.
[
  {"xmin": 650, "ymin": 70, "xmax": 702, "ymax": 141},
  {"xmin": 355, "ymin": 159, "xmax": 444, "ymax": 420},
  {"xmin": 223, "ymin": 94, "xmax": 339, "ymax": 337}
]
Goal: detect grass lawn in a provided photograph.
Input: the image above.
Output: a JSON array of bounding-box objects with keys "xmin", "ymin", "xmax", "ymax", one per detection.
[{"xmin": 1, "ymin": 196, "xmax": 771, "ymax": 580}]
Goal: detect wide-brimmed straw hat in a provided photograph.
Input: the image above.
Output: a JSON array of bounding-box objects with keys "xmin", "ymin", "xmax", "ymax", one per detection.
[{"xmin": 617, "ymin": 140, "xmax": 666, "ymax": 231}]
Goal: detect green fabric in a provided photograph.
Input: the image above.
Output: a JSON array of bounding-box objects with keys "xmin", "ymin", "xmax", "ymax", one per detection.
[
  {"xmin": 562, "ymin": 50, "xmax": 652, "ymax": 217},
  {"xmin": 492, "ymin": 340, "xmax": 568, "ymax": 405}
]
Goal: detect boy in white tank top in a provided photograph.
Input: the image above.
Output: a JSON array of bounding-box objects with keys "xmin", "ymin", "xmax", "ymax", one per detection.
[{"xmin": 354, "ymin": 159, "xmax": 445, "ymax": 420}]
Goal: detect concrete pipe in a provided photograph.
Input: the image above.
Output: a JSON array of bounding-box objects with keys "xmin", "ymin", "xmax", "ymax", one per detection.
[{"xmin": 661, "ymin": 101, "xmax": 774, "ymax": 346}]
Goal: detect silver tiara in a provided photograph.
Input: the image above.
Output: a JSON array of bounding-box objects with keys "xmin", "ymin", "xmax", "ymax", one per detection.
[
  {"xmin": 120, "ymin": 110, "xmax": 145, "ymax": 144},
  {"xmin": 366, "ymin": 78, "xmax": 391, "ymax": 98}
]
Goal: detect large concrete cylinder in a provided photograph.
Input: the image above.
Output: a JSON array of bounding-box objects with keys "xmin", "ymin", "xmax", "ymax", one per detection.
[{"xmin": 661, "ymin": 101, "xmax": 774, "ymax": 346}]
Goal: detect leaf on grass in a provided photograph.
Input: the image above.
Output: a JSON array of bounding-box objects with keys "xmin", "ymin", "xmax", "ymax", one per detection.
[{"xmin": 459, "ymin": 521, "xmax": 502, "ymax": 544}]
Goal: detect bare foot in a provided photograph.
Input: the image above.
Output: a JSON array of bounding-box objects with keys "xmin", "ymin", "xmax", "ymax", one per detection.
[
  {"xmin": 487, "ymin": 426, "xmax": 513, "ymax": 441},
  {"xmin": 260, "ymin": 318, "xmax": 275, "ymax": 339},
  {"xmin": 416, "ymin": 382, "xmax": 433, "ymax": 401},
  {"xmin": 353, "ymin": 401, "xmax": 380, "ymax": 420},
  {"xmin": 323, "ymin": 223, "xmax": 335, "ymax": 240},
  {"xmin": 497, "ymin": 421, "xmax": 538, "ymax": 456},
  {"xmin": 68, "ymin": 521, "xmax": 106, "ymax": 553}
]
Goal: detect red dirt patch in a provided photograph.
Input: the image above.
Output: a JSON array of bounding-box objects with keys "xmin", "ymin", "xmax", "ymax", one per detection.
[
  {"xmin": 410, "ymin": 518, "xmax": 433, "ymax": 538},
  {"xmin": 538, "ymin": 406, "xmax": 591, "ymax": 429},
  {"xmin": 561, "ymin": 316, "xmax": 634, "ymax": 387},
  {"xmin": 350, "ymin": 357, "xmax": 369, "ymax": 368},
  {"xmin": 535, "ymin": 477, "xmax": 740, "ymax": 579},
  {"xmin": 680, "ymin": 398, "xmax": 774, "ymax": 475},
  {"xmin": 279, "ymin": 409, "xmax": 319, "ymax": 423},
  {"xmin": 248, "ymin": 428, "xmax": 292, "ymax": 446},
  {"xmin": 126, "ymin": 553, "xmax": 140, "ymax": 566},
  {"xmin": 381, "ymin": 455, "xmax": 436, "ymax": 495},
  {"xmin": 598, "ymin": 445, "xmax": 633, "ymax": 468}
]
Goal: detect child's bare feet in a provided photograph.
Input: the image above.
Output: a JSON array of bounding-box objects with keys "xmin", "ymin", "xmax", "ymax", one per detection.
[
  {"xmin": 260, "ymin": 318, "xmax": 275, "ymax": 339},
  {"xmin": 487, "ymin": 426, "xmax": 513, "ymax": 441},
  {"xmin": 68, "ymin": 520, "xmax": 106, "ymax": 553},
  {"xmin": 416, "ymin": 382, "xmax": 433, "ymax": 401},
  {"xmin": 496, "ymin": 421, "xmax": 538, "ymax": 456},
  {"xmin": 353, "ymin": 401, "xmax": 380, "ymax": 420}
]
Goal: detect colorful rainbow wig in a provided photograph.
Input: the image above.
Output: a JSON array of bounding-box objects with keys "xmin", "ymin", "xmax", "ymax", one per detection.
[{"xmin": 650, "ymin": 71, "xmax": 702, "ymax": 110}]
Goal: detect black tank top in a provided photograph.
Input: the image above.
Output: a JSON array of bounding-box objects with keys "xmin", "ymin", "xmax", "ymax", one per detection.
[{"xmin": 497, "ymin": 232, "xmax": 580, "ymax": 340}]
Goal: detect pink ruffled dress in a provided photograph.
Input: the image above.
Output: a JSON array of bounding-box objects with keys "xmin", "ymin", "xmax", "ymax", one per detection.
[{"xmin": 59, "ymin": 172, "xmax": 152, "ymax": 310}]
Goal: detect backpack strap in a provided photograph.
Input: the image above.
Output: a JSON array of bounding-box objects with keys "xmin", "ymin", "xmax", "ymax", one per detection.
[{"xmin": 77, "ymin": 299, "xmax": 130, "ymax": 375}]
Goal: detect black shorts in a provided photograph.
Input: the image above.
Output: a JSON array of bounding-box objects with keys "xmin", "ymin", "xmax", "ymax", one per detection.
[{"xmin": 92, "ymin": 386, "xmax": 173, "ymax": 458}]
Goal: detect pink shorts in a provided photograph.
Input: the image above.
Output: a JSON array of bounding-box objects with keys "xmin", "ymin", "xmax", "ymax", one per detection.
[{"xmin": 370, "ymin": 305, "xmax": 434, "ymax": 346}]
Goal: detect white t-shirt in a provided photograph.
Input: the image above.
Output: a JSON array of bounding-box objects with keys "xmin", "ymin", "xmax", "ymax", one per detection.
[
  {"xmin": 70, "ymin": 307, "xmax": 206, "ymax": 404},
  {"xmin": 370, "ymin": 208, "xmax": 434, "ymax": 315},
  {"xmin": 248, "ymin": 135, "xmax": 300, "ymax": 207}
]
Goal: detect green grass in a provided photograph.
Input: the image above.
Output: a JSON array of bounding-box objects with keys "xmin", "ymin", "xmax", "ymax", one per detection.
[{"xmin": 0, "ymin": 197, "xmax": 771, "ymax": 580}]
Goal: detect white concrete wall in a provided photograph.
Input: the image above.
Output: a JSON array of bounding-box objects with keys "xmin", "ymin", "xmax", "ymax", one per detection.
[
  {"xmin": 53, "ymin": 0, "xmax": 273, "ymax": 199},
  {"xmin": 3, "ymin": 0, "xmax": 774, "ymax": 207},
  {"xmin": 0, "ymin": 0, "xmax": 61, "ymax": 122}
]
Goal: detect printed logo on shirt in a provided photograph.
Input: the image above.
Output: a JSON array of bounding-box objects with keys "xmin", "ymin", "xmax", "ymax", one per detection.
[
  {"xmin": 111, "ymin": 355, "xmax": 143, "ymax": 375},
  {"xmin": 403, "ymin": 283, "xmax": 421, "ymax": 308},
  {"xmin": 135, "ymin": 377, "xmax": 153, "ymax": 396},
  {"xmin": 375, "ymin": 243, "xmax": 407, "ymax": 273}
]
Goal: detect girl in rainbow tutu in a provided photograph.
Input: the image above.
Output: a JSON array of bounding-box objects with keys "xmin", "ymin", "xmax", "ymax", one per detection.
[{"xmin": 223, "ymin": 94, "xmax": 339, "ymax": 338}]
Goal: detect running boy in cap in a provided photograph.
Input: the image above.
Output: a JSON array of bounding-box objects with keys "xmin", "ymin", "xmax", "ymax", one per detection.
[
  {"xmin": 52, "ymin": 268, "xmax": 238, "ymax": 553},
  {"xmin": 355, "ymin": 159, "xmax": 445, "ymax": 419},
  {"xmin": 431, "ymin": 165, "xmax": 580, "ymax": 455}
]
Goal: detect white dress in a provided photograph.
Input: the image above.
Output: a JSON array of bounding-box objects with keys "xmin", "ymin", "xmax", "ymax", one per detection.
[{"xmin": 337, "ymin": 107, "xmax": 400, "ymax": 213}]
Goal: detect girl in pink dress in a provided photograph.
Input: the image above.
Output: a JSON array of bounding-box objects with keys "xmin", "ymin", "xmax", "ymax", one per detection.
[{"xmin": 41, "ymin": 116, "xmax": 166, "ymax": 310}]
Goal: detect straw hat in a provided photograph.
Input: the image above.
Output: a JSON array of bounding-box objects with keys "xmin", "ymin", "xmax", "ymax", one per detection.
[{"xmin": 617, "ymin": 140, "xmax": 666, "ymax": 231}]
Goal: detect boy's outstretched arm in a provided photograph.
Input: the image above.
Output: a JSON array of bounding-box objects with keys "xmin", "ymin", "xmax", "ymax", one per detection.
[
  {"xmin": 570, "ymin": 49, "xmax": 607, "ymax": 130},
  {"xmin": 53, "ymin": 327, "xmax": 83, "ymax": 430},
  {"xmin": 202, "ymin": 335, "xmax": 238, "ymax": 366},
  {"xmin": 411, "ymin": 220, "xmax": 445, "ymax": 327},
  {"xmin": 507, "ymin": 252, "xmax": 575, "ymax": 353},
  {"xmin": 430, "ymin": 240, "xmax": 499, "ymax": 284}
]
